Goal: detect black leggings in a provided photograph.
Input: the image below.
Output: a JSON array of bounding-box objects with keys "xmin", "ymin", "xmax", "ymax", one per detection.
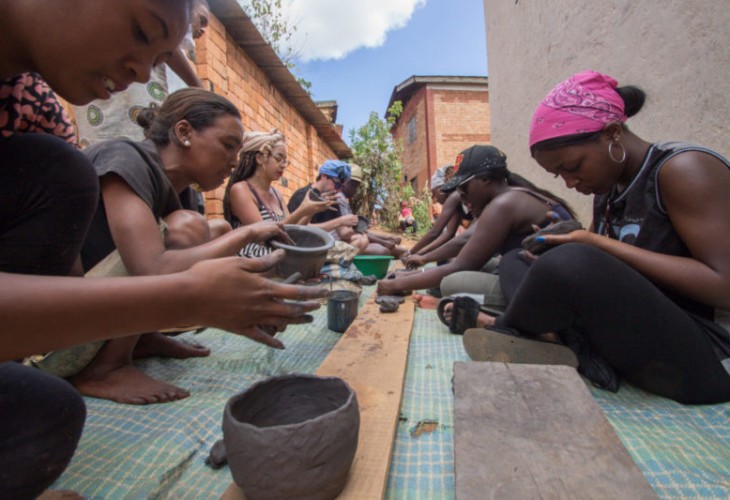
[
  {"xmin": 0, "ymin": 134, "xmax": 97, "ymax": 494},
  {"xmin": 497, "ymin": 243, "xmax": 730, "ymax": 405},
  {"xmin": 0, "ymin": 134, "xmax": 98, "ymax": 275},
  {"xmin": 0, "ymin": 363, "xmax": 86, "ymax": 498}
]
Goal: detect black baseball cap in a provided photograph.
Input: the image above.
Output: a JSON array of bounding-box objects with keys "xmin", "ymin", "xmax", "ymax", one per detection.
[{"xmin": 441, "ymin": 145, "xmax": 507, "ymax": 192}]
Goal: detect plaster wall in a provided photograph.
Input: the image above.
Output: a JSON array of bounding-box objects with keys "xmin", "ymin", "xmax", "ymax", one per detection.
[{"xmin": 482, "ymin": 0, "xmax": 730, "ymax": 224}]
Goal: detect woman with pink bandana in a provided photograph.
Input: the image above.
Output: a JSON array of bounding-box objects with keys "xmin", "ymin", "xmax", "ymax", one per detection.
[{"xmin": 464, "ymin": 70, "xmax": 730, "ymax": 404}]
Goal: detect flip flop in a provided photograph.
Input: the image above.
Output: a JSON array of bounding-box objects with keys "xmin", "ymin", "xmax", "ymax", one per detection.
[
  {"xmin": 437, "ymin": 296, "xmax": 481, "ymax": 334},
  {"xmin": 437, "ymin": 295, "xmax": 505, "ymax": 334},
  {"xmin": 463, "ymin": 327, "xmax": 579, "ymax": 367}
]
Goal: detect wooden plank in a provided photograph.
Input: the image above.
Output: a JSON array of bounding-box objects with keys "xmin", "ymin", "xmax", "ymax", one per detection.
[
  {"xmin": 222, "ymin": 293, "xmax": 415, "ymax": 500},
  {"xmin": 453, "ymin": 362, "xmax": 657, "ymax": 499}
]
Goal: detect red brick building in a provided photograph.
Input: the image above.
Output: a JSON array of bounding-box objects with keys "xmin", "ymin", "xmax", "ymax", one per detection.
[
  {"xmin": 197, "ymin": 0, "xmax": 351, "ymax": 217},
  {"xmin": 387, "ymin": 76, "xmax": 490, "ymax": 192}
]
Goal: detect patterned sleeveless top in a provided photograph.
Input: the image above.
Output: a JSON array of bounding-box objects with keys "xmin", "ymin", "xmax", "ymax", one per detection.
[
  {"xmin": 0, "ymin": 72, "xmax": 76, "ymax": 143},
  {"xmin": 236, "ymin": 181, "xmax": 286, "ymax": 258}
]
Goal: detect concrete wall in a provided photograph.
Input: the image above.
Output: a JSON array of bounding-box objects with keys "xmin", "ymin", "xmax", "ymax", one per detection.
[{"xmin": 482, "ymin": 0, "xmax": 730, "ymax": 225}]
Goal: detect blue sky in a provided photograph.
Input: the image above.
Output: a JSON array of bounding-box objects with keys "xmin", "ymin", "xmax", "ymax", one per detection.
[{"xmin": 287, "ymin": 0, "xmax": 489, "ymax": 143}]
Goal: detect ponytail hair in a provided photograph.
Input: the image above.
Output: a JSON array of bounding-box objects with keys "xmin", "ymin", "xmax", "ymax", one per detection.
[
  {"xmin": 136, "ymin": 88, "xmax": 240, "ymax": 147},
  {"xmin": 615, "ymin": 85, "xmax": 646, "ymax": 118},
  {"xmin": 506, "ymin": 172, "xmax": 577, "ymax": 219},
  {"xmin": 479, "ymin": 168, "xmax": 577, "ymax": 219}
]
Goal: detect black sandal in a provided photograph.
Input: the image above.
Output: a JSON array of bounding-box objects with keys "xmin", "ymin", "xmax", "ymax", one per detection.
[{"xmin": 437, "ymin": 296, "xmax": 481, "ymax": 334}]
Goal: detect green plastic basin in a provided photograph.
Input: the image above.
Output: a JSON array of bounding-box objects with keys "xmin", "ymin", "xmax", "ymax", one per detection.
[{"xmin": 352, "ymin": 255, "xmax": 393, "ymax": 279}]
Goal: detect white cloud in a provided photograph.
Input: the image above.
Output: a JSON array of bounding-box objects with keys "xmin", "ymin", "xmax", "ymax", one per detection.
[{"xmin": 282, "ymin": 0, "xmax": 427, "ymax": 61}]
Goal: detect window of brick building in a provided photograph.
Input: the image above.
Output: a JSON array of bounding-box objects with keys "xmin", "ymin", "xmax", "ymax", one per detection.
[{"xmin": 407, "ymin": 116, "xmax": 417, "ymax": 144}]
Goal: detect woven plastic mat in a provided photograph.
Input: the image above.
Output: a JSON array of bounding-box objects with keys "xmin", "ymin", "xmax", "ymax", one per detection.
[{"xmin": 53, "ymin": 289, "xmax": 730, "ymax": 498}]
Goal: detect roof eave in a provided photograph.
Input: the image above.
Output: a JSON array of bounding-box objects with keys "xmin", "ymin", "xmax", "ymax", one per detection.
[{"xmin": 209, "ymin": 0, "xmax": 351, "ymax": 158}]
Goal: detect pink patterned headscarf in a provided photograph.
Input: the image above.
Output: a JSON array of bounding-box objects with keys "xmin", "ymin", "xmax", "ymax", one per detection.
[{"xmin": 529, "ymin": 70, "xmax": 627, "ymax": 148}]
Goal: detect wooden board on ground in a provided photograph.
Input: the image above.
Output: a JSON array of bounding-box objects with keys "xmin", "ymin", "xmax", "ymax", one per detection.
[
  {"xmin": 453, "ymin": 362, "xmax": 657, "ymax": 499},
  {"xmin": 222, "ymin": 293, "xmax": 415, "ymax": 500}
]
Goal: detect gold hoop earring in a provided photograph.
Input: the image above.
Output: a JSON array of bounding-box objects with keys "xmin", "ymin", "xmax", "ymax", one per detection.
[{"xmin": 608, "ymin": 141, "xmax": 626, "ymax": 163}]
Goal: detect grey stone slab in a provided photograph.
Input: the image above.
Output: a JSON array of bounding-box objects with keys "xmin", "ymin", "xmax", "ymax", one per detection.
[{"xmin": 453, "ymin": 362, "xmax": 657, "ymax": 499}]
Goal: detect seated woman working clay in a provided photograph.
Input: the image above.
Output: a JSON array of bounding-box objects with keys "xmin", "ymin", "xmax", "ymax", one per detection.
[
  {"xmin": 376, "ymin": 145, "xmax": 575, "ymax": 314},
  {"xmin": 74, "ymin": 89, "xmax": 297, "ymax": 405},
  {"xmin": 223, "ymin": 129, "xmax": 337, "ymax": 257},
  {"xmin": 401, "ymin": 165, "xmax": 471, "ymax": 267},
  {"xmin": 402, "ymin": 190, "xmax": 472, "ymax": 269},
  {"xmin": 0, "ymin": 1, "xmax": 326, "ymax": 497},
  {"xmin": 463, "ymin": 70, "xmax": 730, "ymax": 404}
]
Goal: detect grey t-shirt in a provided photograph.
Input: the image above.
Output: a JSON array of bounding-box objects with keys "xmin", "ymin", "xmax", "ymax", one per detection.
[{"xmin": 80, "ymin": 139, "xmax": 181, "ymax": 270}]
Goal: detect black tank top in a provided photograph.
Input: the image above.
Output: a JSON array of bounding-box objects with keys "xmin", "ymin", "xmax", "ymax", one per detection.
[{"xmin": 593, "ymin": 141, "xmax": 730, "ymax": 321}]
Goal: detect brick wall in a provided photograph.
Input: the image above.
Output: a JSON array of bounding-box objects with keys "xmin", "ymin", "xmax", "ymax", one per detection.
[
  {"xmin": 392, "ymin": 83, "xmax": 490, "ymax": 192},
  {"xmin": 393, "ymin": 88, "xmax": 429, "ymax": 189},
  {"xmin": 433, "ymin": 88, "xmax": 490, "ymax": 170},
  {"xmin": 194, "ymin": 14, "xmax": 340, "ymax": 218}
]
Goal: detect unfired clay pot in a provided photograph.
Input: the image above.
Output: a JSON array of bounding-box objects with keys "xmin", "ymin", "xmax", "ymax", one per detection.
[
  {"xmin": 270, "ymin": 225, "xmax": 335, "ymax": 280},
  {"xmin": 222, "ymin": 374, "xmax": 360, "ymax": 500}
]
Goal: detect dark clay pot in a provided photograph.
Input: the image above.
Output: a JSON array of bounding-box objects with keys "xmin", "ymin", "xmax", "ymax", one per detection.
[
  {"xmin": 222, "ymin": 374, "xmax": 360, "ymax": 500},
  {"xmin": 270, "ymin": 225, "xmax": 335, "ymax": 280}
]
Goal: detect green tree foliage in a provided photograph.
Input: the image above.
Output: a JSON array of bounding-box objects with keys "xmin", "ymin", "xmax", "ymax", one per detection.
[
  {"xmin": 238, "ymin": 0, "xmax": 312, "ymax": 91},
  {"xmin": 348, "ymin": 101, "xmax": 431, "ymax": 233}
]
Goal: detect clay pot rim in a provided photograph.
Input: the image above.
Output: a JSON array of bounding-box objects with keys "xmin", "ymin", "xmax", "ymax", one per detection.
[
  {"xmin": 225, "ymin": 373, "xmax": 357, "ymax": 431},
  {"xmin": 269, "ymin": 224, "xmax": 335, "ymax": 253}
]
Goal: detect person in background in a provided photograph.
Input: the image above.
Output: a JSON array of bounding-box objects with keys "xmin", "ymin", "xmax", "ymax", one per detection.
[
  {"xmin": 430, "ymin": 164, "xmax": 452, "ymax": 221},
  {"xmin": 398, "ymin": 200, "xmax": 418, "ymax": 233},
  {"xmin": 334, "ymin": 164, "xmax": 407, "ymax": 257},
  {"xmin": 167, "ymin": 0, "xmax": 210, "ymax": 94},
  {"xmin": 401, "ymin": 165, "xmax": 466, "ymax": 266},
  {"xmin": 72, "ymin": 0, "xmax": 210, "ymax": 148},
  {"xmin": 222, "ymin": 129, "xmax": 336, "ymax": 257},
  {"xmin": 464, "ymin": 70, "xmax": 730, "ymax": 404},
  {"xmin": 0, "ymin": 1, "xmax": 325, "ymax": 496},
  {"xmin": 287, "ymin": 160, "xmax": 359, "ymax": 235}
]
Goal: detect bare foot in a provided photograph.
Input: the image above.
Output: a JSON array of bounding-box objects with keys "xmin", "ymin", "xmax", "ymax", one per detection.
[
  {"xmin": 37, "ymin": 490, "xmax": 84, "ymax": 500},
  {"xmin": 133, "ymin": 332, "xmax": 210, "ymax": 360},
  {"xmin": 441, "ymin": 303, "xmax": 497, "ymax": 328},
  {"xmin": 411, "ymin": 293, "xmax": 440, "ymax": 310},
  {"xmin": 392, "ymin": 245, "xmax": 409, "ymax": 259},
  {"xmin": 72, "ymin": 364, "xmax": 190, "ymax": 405}
]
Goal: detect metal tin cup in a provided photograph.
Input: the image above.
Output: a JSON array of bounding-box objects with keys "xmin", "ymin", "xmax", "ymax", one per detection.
[{"xmin": 327, "ymin": 290, "xmax": 359, "ymax": 333}]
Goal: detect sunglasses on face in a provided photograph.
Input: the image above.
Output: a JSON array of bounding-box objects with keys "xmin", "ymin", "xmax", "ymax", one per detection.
[{"xmin": 456, "ymin": 175, "xmax": 476, "ymax": 196}]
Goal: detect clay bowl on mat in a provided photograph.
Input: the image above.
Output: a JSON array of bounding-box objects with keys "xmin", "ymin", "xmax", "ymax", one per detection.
[
  {"xmin": 223, "ymin": 374, "xmax": 360, "ymax": 500},
  {"xmin": 352, "ymin": 255, "xmax": 393, "ymax": 279},
  {"xmin": 270, "ymin": 225, "xmax": 334, "ymax": 280}
]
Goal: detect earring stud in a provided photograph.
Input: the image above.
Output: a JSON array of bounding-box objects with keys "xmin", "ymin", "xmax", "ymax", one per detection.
[{"xmin": 183, "ymin": 140, "xmax": 191, "ymax": 147}]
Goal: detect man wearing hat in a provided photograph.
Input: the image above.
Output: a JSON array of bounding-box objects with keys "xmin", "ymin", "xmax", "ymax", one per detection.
[
  {"xmin": 287, "ymin": 160, "xmax": 358, "ymax": 228},
  {"xmin": 336, "ymin": 164, "xmax": 407, "ymax": 257}
]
